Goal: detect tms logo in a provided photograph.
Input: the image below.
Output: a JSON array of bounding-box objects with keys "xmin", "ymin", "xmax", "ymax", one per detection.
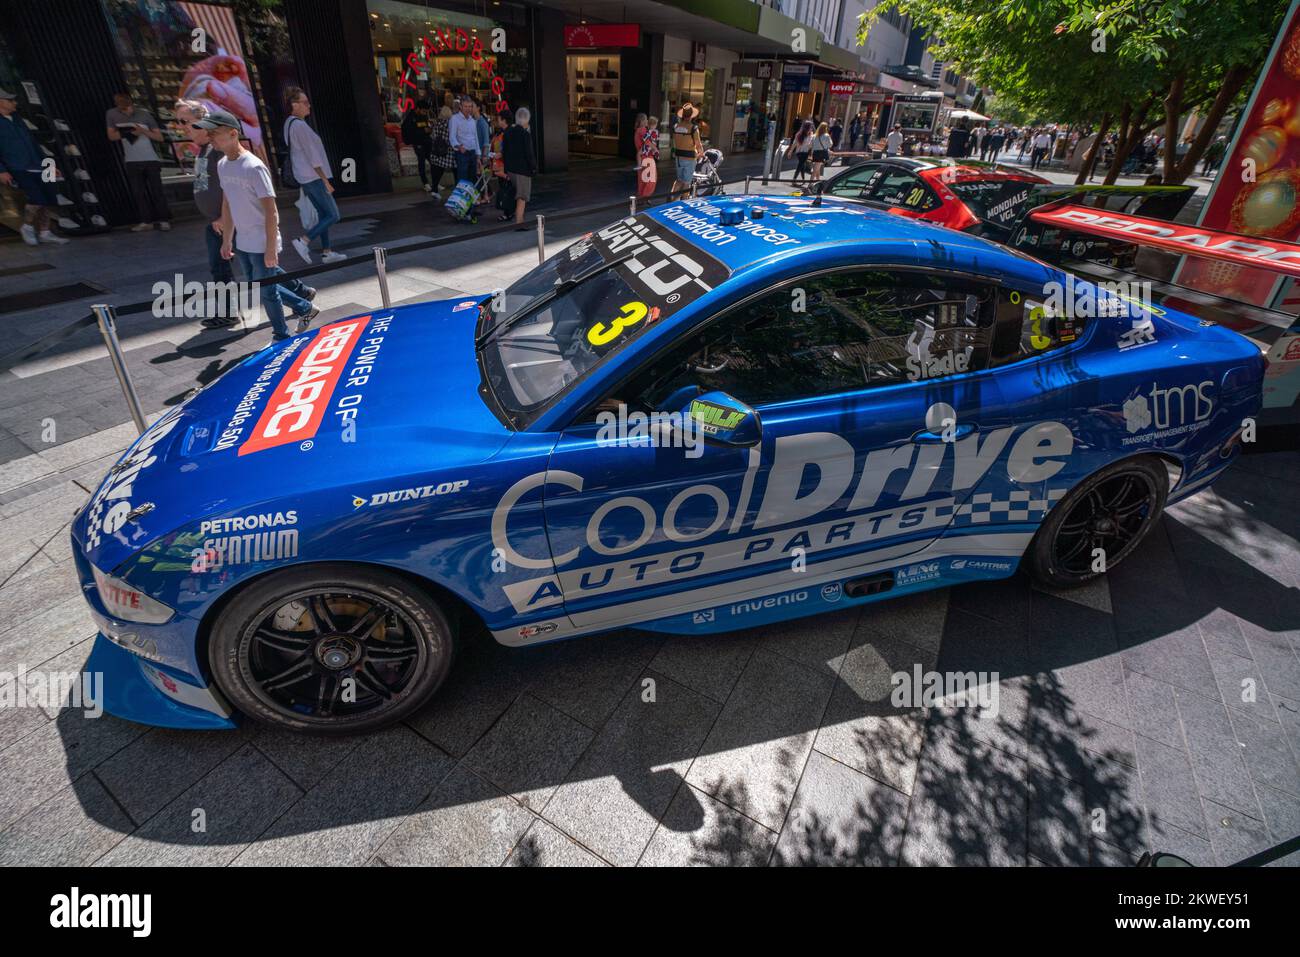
[{"xmin": 1125, "ymin": 380, "xmax": 1214, "ymax": 434}]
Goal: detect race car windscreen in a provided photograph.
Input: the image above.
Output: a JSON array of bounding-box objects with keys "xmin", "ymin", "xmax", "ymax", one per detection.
[
  {"xmin": 947, "ymin": 180, "xmax": 1036, "ymax": 234},
  {"xmin": 478, "ymin": 213, "xmax": 731, "ymax": 426}
]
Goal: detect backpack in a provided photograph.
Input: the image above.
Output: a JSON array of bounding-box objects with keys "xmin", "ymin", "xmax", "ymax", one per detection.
[
  {"xmin": 280, "ymin": 116, "xmax": 300, "ymax": 189},
  {"xmin": 431, "ymin": 120, "xmax": 450, "ymax": 158}
]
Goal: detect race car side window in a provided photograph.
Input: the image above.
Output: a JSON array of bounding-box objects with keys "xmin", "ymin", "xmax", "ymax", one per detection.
[
  {"xmin": 868, "ymin": 171, "xmax": 941, "ymax": 212},
  {"xmin": 824, "ymin": 165, "xmax": 882, "ymax": 200},
  {"xmin": 620, "ymin": 270, "xmax": 995, "ymax": 410},
  {"xmin": 989, "ymin": 288, "xmax": 1086, "ymax": 365}
]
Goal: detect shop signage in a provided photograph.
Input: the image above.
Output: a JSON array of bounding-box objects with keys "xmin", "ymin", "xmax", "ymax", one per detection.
[
  {"xmin": 563, "ymin": 23, "xmax": 641, "ymax": 48},
  {"xmin": 828, "ymin": 81, "xmax": 857, "ymax": 95},
  {"xmin": 756, "ymin": 62, "xmax": 773, "ymax": 79},
  {"xmin": 398, "ymin": 27, "xmax": 512, "ymax": 118},
  {"xmin": 691, "ymin": 42, "xmax": 708, "ymax": 71},
  {"xmin": 782, "ymin": 74, "xmax": 811, "ymax": 93}
]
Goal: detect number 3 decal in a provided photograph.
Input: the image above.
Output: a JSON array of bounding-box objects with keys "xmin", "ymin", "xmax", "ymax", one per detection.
[
  {"xmin": 588, "ymin": 301, "xmax": 648, "ymax": 347},
  {"xmin": 1029, "ymin": 305, "xmax": 1052, "ymax": 350}
]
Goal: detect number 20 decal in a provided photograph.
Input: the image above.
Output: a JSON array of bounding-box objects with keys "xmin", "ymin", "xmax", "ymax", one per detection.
[{"xmin": 587, "ymin": 301, "xmax": 648, "ymax": 347}]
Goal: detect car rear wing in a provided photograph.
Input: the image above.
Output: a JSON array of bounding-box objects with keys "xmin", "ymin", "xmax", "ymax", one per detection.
[{"xmin": 1024, "ymin": 203, "xmax": 1300, "ymax": 279}]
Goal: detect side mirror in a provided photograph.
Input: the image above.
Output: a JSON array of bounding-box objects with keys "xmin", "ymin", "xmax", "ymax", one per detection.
[{"xmin": 681, "ymin": 390, "xmax": 761, "ymax": 448}]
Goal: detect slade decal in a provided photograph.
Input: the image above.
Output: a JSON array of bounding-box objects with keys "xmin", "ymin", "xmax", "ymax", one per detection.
[
  {"xmin": 238, "ymin": 318, "xmax": 369, "ymax": 456},
  {"xmin": 491, "ymin": 415, "xmax": 1076, "ymax": 581}
]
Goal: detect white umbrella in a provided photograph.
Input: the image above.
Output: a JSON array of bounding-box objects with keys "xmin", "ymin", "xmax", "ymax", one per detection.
[{"xmin": 949, "ymin": 108, "xmax": 990, "ymax": 121}]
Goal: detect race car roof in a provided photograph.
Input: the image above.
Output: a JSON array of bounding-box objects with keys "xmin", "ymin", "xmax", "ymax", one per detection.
[{"xmin": 642, "ymin": 194, "xmax": 1046, "ymax": 277}]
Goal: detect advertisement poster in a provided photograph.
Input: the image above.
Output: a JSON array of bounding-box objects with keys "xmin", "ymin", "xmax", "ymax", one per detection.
[{"xmin": 1172, "ymin": 0, "xmax": 1300, "ymax": 412}]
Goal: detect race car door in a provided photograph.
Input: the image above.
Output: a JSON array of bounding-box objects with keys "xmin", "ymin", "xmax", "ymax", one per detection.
[{"xmin": 541, "ymin": 266, "xmax": 1022, "ymax": 634}]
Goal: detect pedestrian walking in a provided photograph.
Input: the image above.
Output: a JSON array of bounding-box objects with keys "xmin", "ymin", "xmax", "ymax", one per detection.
[
  {"xmin": 401, "ymin": 101, "xmax": 434, "ymax": 192},
  {"xmin": 283, "ymin": 87, "xmax": 344, "ymax": 265},
  {"xmin": 175, "ymin": 99, "xmax": 237, "ymax": 326},
  {"xmin": 429, "ymin": 105, "xmax": 454, "ymax": 201},
  {"xmin": 472, "ymin": 99, "xmax": 492, "ymax": 206},
  {"xmin": 829, "ymin": 116, "xmax": 843, "ymax": 151},
  {"xmin": 810, "ymin": 121, "xmax": 834, "ymax": 181},
  {"xmin": 106, "ymin": 92, "xmax": 171, "ymax": 232},
  {"xmin": 848, "ymin": 112, "xmax": 862, "ymax": 152},
  {"xmin": 0, "ymin": 87, "xmax": 68, "ymax": 246},
  {"xmin": 448, "ymin": 97, "xmax": 480, "ymax": 188},
  {"xmin": 885, "ymin": 123, "xmax": 903, "ymax": 157},
  {"xmin": 946, "ymin": 122, "xmax": 970, "ymax": 158},
  {"xmin": 670, "ymin": 103, "xmax": 703, "ymax": 195},
  {"xmin": 988, "ymin": 127, "xmax": 1005, "ymax": 161},
  {"xmin": 636, "ymin": 114, "xmax": 659, "ymax": 199},
  {"xmin": 501, "ymin": 106, "xmax": 536, "ymax": 231},
  {"xmin": 201, "ymin": 110, "xmax": 319, "ymax": 343},
  {"xmin": 1030, "ymin": 129, "xmax": 1051, "ymax": 170},
  {"xmin": 789, "ymin": 119, "xmax": 814, "ymax": 183}
]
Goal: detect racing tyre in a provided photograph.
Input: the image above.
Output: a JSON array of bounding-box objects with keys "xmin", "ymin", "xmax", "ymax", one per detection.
[
  {"xmin": 210, "ymin": 564, "xmax": 455, "ymax": 734},
  {"xmin": 1025, "ymin": 456, "xmax": 1167, "ymax": 589}
]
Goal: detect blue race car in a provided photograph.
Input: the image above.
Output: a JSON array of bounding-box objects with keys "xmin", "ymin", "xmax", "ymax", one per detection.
[{"xmin": 72, "ymin": 195, "xmax": 1264, "ymax": 733}]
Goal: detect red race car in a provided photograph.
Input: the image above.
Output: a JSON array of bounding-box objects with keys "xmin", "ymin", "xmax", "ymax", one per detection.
[{"xmin": 810, "ymin": 157, "xmax": 1050, "ymax": 240}]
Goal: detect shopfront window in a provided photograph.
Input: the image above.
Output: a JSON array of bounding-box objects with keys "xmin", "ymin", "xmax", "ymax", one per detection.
[
  {"xmin": 367, "ymin": 0, "xmax": 530, "ymax": 125},
  {"xmin": 104, "ymin": 0, "xmax": 269, "ymax": 180},
  {"xmin": 567, "ymin": 53, "xmax": 620, "ymax": 157},
  {"xmin": 663, "ymin": 62, "xmax": 712, "ymax": 144}
]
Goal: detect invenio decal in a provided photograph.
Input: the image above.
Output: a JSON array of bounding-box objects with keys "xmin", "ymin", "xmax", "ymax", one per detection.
[{"xmin": 237, "ymin": 318, "xmax": 371, "ymax": 456}]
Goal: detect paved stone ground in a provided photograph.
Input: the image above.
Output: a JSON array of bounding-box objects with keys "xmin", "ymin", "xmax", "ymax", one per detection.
[{"xmin": 0, "ymin": 152, "xmax": 1295, "ymax": 867}]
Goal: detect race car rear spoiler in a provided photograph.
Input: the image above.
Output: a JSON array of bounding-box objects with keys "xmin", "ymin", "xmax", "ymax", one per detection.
[{"xmin": 1027, "ymin": 204, "xmax": 1300, "ymax": 279}]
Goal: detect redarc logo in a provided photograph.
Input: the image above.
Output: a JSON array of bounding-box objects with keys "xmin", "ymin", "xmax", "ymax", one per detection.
[{"xmin": 238, "ymin": 318, "xmax": 368, "ymax": 456}]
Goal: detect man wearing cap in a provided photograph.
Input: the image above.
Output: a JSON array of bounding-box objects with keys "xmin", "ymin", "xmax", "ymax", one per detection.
[
  {"xmin": 198, "ymin": 110, "xmax": 318, "ymax": 342},
  {"xmin": 0, "ymin": 88, "xmax": 69, "ymax": 245},
  {"xmin": 175, "ymin": 99, "xmax": 238, "ymax": 328}
]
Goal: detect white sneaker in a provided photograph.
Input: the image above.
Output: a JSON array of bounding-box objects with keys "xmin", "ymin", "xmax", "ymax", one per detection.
[
  {"xmin": 20, "ymin": 224, "xmax": 38, "ymax": 245},
  {"xmin": 320, "ymin": 250, "xmax": 347, "ymax": 263},
  {"xmin": 158, "ymin": 222, "xmax": 171, "ymax": 231},
  {"xmin": 292, "ymin": 237, "xmax": 313, "ymax": 264},
  {"xmin": 423, "ymin": 183, "xmax": 433, "ymax": 192},
  {"xmin": 130, "ymin": 222, "xmax": 151, "ymax": 232},
  {"xmin": 38, "ymin": 231, "xmax": 70, "ymax": 245}
]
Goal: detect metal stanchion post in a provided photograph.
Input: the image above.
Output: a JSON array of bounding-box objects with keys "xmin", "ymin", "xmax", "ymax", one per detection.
[
  {"xmin": 373, "ymin": 246, "xmax": 391, "ymax": 308},
  {"xmin": 744, "ymin": 175, "xmax": 751, "ymax": 194},
  {"xmin": 536, "ymin": 214, "xmax": 546, "ymax": 264},
  {"xmin": 629, "ymin": 194, "xmax": 637, "ymax": 215},
  {"xmin": 92, "ymin": 304, "xmax": 148, "ymax": 435}
]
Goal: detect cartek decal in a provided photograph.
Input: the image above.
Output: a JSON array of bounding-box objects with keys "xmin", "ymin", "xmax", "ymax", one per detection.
[
  {"xmin": 237, "ymin": 318, "xmax": 369, "ymax": 456},
  {"xmin": 83, "ymin": 407, "xmax": 185, "ymax": 550},
  {"xmin": 354, "ymin": 480, "xmax": 469, "ymax": 508},
  {"xmin": 949, "ymin": 557, "xmax": 1012, "ymax": 572},
  {"xmin": 688, "ymin": 398, "xmax": 745, "ymax": 435},
  {"xmin": 1122, "ymin": 380, "xmax": 1215, "ymax": 445}
]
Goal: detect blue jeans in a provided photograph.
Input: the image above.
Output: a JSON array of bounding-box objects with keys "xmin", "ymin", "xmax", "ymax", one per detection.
[
  {"xmin": 234, "ymin": 249, "xmax": 313, "ymax": 337},
  {"xmin": 300, "ymin": 178, "xmax": 340, "ymax": 250},
  {"xmin": 454, "ymin": 150, "xmax": 478, "ymax": 184}
]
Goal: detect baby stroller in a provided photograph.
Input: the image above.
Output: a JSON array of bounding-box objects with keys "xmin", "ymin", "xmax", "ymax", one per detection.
[
  {"xmin": 444, "ymin": 165, "xmax": 493, "ymax": 224},
  {"xmin": 692, "ymin": 148, "xmax": 725, "ymax": 196}
]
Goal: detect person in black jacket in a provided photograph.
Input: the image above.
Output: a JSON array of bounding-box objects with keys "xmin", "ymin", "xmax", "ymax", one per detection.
[
  {"xmin": 501, "ymin": 106, "xmax": 537, "ymax": 231},
  {"xmin": 401, "ymin": 102, "xmax": 434, "ymax": 192}
]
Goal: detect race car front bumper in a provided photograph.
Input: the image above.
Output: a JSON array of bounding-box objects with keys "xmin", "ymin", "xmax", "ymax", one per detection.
[{"xmin": 85, "ymin": 633, "xmax": 237, "ymax": 731}]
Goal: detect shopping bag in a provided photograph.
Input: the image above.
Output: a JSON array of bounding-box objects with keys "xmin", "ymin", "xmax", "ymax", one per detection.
[{"xmin": 296, "ymin": 189, "xmax": 318, "ymax": 231}]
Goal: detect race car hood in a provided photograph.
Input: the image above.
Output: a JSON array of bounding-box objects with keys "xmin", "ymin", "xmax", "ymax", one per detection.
[{"xmin": 73, "ymin": 298, "xmax": 512, "ymax": 572}]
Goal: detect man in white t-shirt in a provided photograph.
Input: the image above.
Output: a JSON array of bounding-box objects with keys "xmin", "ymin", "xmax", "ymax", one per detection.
[
  {"xmin": 1030, "ymin": 131, "xmax": 1052, "ymax": 170},
  {"xmin": 885, "ymin": 125, "xmax": 903, "ymax": 156},
  {"xmin": 106, "ymin": 93, "xmax": 171, "ymax": 232},
  {"xmin": 197, "ymin": 110, "xmax": 318, "ymax": 342}
]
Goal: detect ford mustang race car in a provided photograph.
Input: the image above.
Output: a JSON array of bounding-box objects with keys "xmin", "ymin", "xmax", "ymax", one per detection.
[{"xmin": 73, "ymin": 194, "xmax": 1265, "ymax": 733}]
